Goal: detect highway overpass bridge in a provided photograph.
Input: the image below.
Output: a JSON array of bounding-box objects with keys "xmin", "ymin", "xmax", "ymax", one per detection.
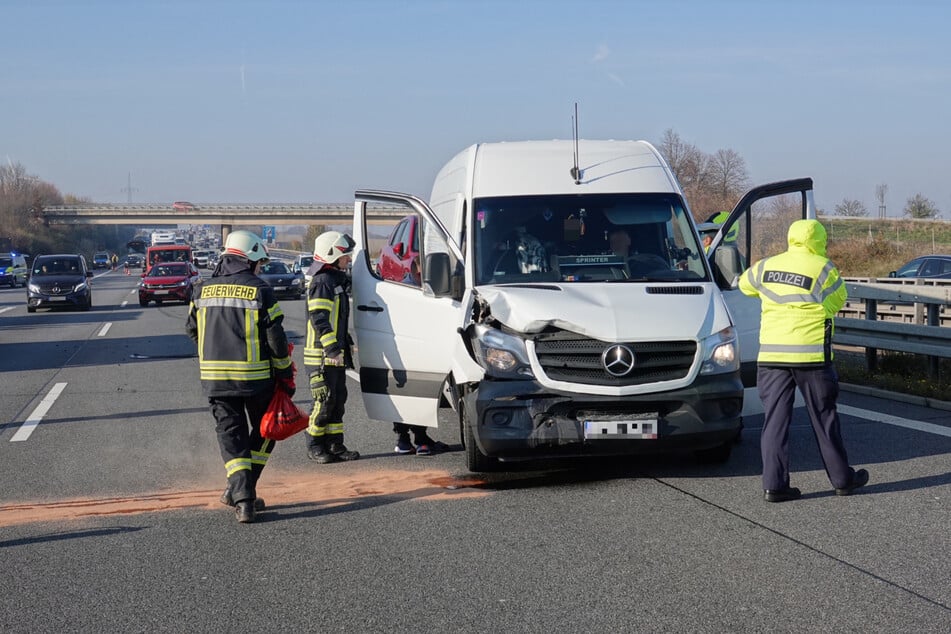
[{"xmin": 38, "ymin": 203, "xmax": 409, "ymax": 241}]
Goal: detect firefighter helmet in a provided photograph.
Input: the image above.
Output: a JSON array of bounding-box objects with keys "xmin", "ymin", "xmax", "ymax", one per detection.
[
  {"xmin": 313, "ymin": 231, "xmax": 356, "ymax": 264},
  {"xmin": 224, "ymin": 230, "xmax": 270, "ymax": 262}
]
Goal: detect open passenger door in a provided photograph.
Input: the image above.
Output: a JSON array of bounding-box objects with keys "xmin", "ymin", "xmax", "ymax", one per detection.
[
  {"xmin": 707, "ymin": 178, "xmax": 815, "ymax": 388},
  {"xmin": 351, "ymin": 190, "xmax": 467, "ymax": 428}
]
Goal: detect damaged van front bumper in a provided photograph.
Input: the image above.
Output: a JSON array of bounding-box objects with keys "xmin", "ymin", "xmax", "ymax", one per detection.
[{"xmin": 464, "ymin": 373, "xmax": 743, "ymax": 460}]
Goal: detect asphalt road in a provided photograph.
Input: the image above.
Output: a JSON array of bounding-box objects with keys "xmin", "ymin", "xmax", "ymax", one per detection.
[{"xmin": 0, "ymin": 271, "xmax": 949, "ymax": 633}]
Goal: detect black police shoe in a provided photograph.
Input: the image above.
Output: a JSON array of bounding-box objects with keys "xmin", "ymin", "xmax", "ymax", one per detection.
[
  {"xmin": 219, "ymin": 488, "xmax": 266, "ymax": 511},
  {"xmin": 235, "ymin": 501, "xmax": 256, "ymax": 523},
  {"xmin": 835, "ymin": 469, "xmax": 870, "ymax": 496},
  {"xmin": 764, "ymin": 487, "xmax": 802, "ymax": 503}
]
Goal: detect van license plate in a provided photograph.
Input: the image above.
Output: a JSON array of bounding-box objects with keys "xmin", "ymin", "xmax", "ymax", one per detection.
[
  {"xmin": 583, "ymin": 420, "xmax": 658, "ymax": 439},
  {"xmin": 45, "ymin": 296, "xmax": 66, "ymax": 302},
  {"xmin": 154, "ymin": 290, "xmax": 169, "ymax": 295}
]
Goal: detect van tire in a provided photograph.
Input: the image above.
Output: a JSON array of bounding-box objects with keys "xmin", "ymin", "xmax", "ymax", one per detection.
[
  {"xmin": 27, "ymin": 305, "xmax": 36, "ymax": 313},
  {"xmin": 461, "ymin": 404, "xmax": 499, "ymax": 473}
]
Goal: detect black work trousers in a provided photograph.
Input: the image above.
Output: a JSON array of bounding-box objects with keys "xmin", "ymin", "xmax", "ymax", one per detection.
[
  {"xmin": 209, "ymin": 392, "xmax": 275, "ymax": 504},
  {"xmin": 758, "ymin": 365, "xmax": 855, "ymax": 491}
]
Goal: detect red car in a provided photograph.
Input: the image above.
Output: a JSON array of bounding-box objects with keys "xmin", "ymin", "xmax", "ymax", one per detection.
[
  {"xmin": 172, "ymin": 201, "xmax": 197, "ymax": 212},
  {"xmin": 378, "ymin": 214, "xmax": 420, "ymax": 282},
  {"xmin": 139, "ymin": 261, "xmax": 201, "ymax": 306}
]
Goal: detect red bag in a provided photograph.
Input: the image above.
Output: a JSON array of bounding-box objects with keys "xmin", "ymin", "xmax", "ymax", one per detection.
[{"xmin": 261, "ymin": 388, "xmax": 309, "ymax": 440}]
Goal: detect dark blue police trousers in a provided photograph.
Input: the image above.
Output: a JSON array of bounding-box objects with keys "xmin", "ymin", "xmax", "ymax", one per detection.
[{"xmin": 757, "ymin": 365, "xmax": 855, "ymax": 491}]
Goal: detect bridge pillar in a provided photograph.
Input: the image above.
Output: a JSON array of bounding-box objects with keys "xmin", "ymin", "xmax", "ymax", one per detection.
[{"xmin": 220, "ymin": 225, "xmax": 232, "ymax": 246}]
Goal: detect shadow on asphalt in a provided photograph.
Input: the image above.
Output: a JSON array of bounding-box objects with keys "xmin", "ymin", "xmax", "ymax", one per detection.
[{"xmin": 0, "ymin": 526, "xmax": 145, "ymax": 548}]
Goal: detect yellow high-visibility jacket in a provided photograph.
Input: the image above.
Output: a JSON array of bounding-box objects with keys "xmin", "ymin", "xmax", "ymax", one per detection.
[{"xmin": 738, "ymin": 219, "xmax": 847, "ymax": 366}]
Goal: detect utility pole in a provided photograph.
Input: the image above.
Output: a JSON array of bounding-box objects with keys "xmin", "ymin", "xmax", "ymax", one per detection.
[
  {"xmin": 876, "ymin": 183, "xmax": 888, "ymax": 219},
  {"xmin": 120, "ymin": 172, "xmax": 138, "ymax": 203}
]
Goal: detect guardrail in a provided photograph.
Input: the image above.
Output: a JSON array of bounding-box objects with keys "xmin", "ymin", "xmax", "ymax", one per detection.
[{"xmin": 836, "ymin": 278, "xmax": 951, "ymax": 377}]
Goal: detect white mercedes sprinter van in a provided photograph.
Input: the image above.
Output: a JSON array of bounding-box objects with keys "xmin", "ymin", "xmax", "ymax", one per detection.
[{"xmin": 353, "ymin": 140, "xmax": 814, "ymax": 471}]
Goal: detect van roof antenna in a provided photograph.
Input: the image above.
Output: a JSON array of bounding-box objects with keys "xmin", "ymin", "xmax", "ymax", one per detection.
[{"xmin": 570, "ymin": 102, "xmax": 582, "ymax": 184}]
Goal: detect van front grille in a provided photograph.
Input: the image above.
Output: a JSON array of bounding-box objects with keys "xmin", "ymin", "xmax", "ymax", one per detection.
[{"xmin": 533, "ymin": 331, "xmax": 696, "ymax": 386}]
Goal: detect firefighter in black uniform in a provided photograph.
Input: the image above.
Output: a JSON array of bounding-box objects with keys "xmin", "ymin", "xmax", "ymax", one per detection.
[
  {"xmin": 304, "ymin": 231, "xmax": 360, "ymax": 463},
  {"xmin": 186, "ymin": 230, "xmax": 294, "ymax": 523}
]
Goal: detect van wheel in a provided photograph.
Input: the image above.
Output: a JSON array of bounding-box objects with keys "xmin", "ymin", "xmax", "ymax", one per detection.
[
  {"xmin": 461, "ymin": 403, "xmax": 499, "ymax": 473},
  {"xmin": 139, "ymin": 299, "xmax": 149, "ymax": 307},
  {"xmin": 27, "ymin": 305, "xmax": 36, "ymax": 313},
  {"xmin": 694, "ymin": 442, "xmax": 732, "ymax": 464}
]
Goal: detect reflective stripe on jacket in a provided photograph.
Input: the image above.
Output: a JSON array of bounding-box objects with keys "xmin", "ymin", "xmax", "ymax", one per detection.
[
  {"xmin": 186, "ymin": 258, "xmax": 292, "ymax": 396},
  {"xmin": 738, "ymin": 220, "xmax": 847, "ymax": 367}
]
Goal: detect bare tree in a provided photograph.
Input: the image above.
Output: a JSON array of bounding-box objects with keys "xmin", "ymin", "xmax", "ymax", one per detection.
[
  {"xmin": 708, "ymin": 148, "xmax": 749, "ymax": 202},
  {"xmin": 903, "ymin": 193, "xmax": 939, "ymax": 219},
  {"xmin": 834, "ymin": 198, "xmax": 869, "ymax": 217},
  {"xmin": 657, "ymin": 129, "xmax": 707, "ymax": 191}
]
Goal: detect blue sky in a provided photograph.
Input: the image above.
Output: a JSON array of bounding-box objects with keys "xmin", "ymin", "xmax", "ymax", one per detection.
[{"xmin": 2, "ymin": 0, "xmax": 950, "ymax": 216}]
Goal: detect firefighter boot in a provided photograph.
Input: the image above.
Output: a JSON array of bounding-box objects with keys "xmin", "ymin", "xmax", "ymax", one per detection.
[
  {"xmin": 219, "ymin": 486, "xmax": 266, "ymax": 512},
  {"xmin": 307, "ymin": 441, "xmax": 338, "ymax": 463},
  {"xmin": 235, "ymin": 501, "xmax": 256, "ymax": 523},
  {"xmin": 328, "ymin": 443, "xmax": 360, "ymax": 461}
]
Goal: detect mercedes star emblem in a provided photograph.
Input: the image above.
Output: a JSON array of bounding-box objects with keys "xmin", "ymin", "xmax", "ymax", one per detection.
[{"xmin": 602, "ymin": 344, "xmax": 636, "ymax": 377}]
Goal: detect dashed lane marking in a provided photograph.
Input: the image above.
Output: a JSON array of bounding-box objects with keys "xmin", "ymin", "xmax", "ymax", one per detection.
[
  {"xmin": 10, "ymin": 383, "xmax": 68, "ymax": 442},
  {"xmin": 0, "ymin": 306, "xmax": 14, "ymax": 314},
  {"xmin": 97, "ymin": 322, "xmax": 112, "ymax": 337},
  {"xmin": 121, "ymin": 300, "xmax": 128, "ymax": 308}
]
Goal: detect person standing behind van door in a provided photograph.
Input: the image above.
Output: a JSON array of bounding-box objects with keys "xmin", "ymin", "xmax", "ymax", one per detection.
[
  {"xmin": 739, "ymin": 219, "xmax": 869, "ymax": 503},
  {"xmin": 303, "ymin": 231, "xmax": 360, "ymax": 463}
]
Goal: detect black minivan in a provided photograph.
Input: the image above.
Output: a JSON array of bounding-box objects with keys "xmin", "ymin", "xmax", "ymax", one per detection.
[{"xmin": 27, "ymin": 254, "xmax": 94, "ymax": 312}]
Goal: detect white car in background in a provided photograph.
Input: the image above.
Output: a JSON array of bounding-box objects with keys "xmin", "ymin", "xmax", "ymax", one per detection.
[{"xmin": 192, "ymin": 250, "xmax": 211, "ymax": 268}]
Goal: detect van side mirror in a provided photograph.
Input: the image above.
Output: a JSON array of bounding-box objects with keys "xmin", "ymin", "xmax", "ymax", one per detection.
[
  {"xmin": 424, "ymin": 253, "xmax": 459, "ymax": 299},
  {"xmin": 86, "ymin": 271, "xmax": 94, "ymax": 278},
  {"xmin": 394, "ymin": 243, "xmax": 405, "ymax": 258}
]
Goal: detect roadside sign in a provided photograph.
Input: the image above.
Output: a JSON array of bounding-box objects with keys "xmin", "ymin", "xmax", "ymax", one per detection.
[{"xmin": 262, "ymin": 226, "xmax": 276, "ymax": 243}]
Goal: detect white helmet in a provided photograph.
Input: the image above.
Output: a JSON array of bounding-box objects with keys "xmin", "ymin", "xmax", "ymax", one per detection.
[
  {"xmin": 224, "ymin": 230, "xmax": 270, "ymax": 262},
  {"xmin": 313, "ymin": 231, "xmax": 355, "ymax": 264}
]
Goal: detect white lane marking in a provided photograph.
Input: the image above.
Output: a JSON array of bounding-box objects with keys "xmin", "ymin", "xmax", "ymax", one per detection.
[
  {"xmin": 0, "ymin": 306, "xmax": 14, "ymax": 314},
  {"xmin": 129, "ymin": 289, "xmax": 137, "ymax": 295},
  {"xmin": 10, "ymin": 382, "xmax": 68, "ymax": 442},
  {"xmin": 121, "ymin": 300, "xmax": 128, "ymax": 308},
  {"xmin": 839, "ymin": 404, "xmax": 951, "ymax": 439},
  {"xmin": 98, "ymin": 322, "xmax": 113, "ymax": 337},
  {"xmin": 346, "ymin": 369, "xmax": 360, "ymax": 382}
]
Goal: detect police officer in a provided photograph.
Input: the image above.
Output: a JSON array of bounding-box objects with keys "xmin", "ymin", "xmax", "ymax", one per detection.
[
  {"xmin": 739, "ymin": 219, "xmax": 869, "ymax": 502},
  {"xmin": 304, "ymin": 231, "xmax": 360, "ymax": 463},
  {"xmin": 186, "ymin": 230, "xmax": 294, "ymax": 523}
]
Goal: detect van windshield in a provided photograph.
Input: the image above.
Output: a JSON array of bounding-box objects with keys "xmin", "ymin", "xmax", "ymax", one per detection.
[
  {"xmin": 472, "ymin": 193, "xmax": 708, "ymax": 285},
  {"xmin": 33, "ymin": 258, "xmax": 81, "ymax": 275}
]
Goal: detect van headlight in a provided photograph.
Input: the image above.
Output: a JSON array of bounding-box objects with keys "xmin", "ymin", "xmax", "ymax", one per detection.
[
  {"xmin": 471, "ymin": 324, "xmax": 534, "ymax": 378},
  {"xmin": 28, "ymin": 283, "xmax": 40, "ymax": 293},
  {"xmin": 74, "ymin": 282, "xmax": 88, "ymax": 293},
  {"xmin": 699, "ymin": 327, "xmax": 739, "ymax": 375}
]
